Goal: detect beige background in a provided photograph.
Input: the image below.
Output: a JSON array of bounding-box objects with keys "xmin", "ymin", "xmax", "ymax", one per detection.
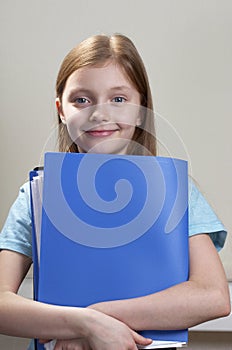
[{"xmin": 0, "ymin": 0, "xmax": 231, "ymax": 349}]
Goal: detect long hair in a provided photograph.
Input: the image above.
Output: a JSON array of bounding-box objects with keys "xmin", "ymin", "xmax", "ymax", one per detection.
[{"xmin": 56, "ymin": 34, "xmax": 157, "ymax": 156}]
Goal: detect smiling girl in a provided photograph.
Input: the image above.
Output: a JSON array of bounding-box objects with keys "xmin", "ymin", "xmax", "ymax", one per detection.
[{"xmin": 0, "ymin": 34, "xmax": 230, "ymax": 350}]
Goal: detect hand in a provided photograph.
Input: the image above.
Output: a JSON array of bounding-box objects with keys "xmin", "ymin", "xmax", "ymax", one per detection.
[
  {"xmin": 39, "ymin": 309, "xmax": 152, "ymax": 350},
  {"xmin": 41, "ymin": 331, "xmax": 151, "ymax": 350},
  {"xmin": 45, "ymin": 332, "xmax": 151, "ymax": 350},
  {"xmin": 85, "ymin": 310, "xmax": 152, "ymax": 350},
  {"xmin": 54, "ymin": 338, "xmax": 90, "ymax": 350},
  {"xmin": 39, "ymin": 338, "xmax": 90, "ymax": 350}
]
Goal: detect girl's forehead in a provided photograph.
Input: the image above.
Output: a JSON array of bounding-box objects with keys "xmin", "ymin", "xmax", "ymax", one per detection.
[
  {"xmin": 65, "ymin": 62, "xmax": 134, "ymax": 90},
  {"xmin": 70, "ymin": 62, "xmax": 124, "ymax": 78}
]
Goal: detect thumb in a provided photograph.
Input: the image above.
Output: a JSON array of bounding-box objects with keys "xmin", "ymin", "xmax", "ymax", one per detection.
[{"xmin": 130, "ymin": 330, "xmax": 153, "ymax": 346}]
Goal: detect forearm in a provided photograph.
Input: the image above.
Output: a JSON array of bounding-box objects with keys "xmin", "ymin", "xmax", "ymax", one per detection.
[
  {"xmin": 89, "ymin": 279, "xmax": 229, "ymax": 330},
  {"xmin": 0, "ymin": 291, "xmax": 91, "ymax": 339},
  {"xmin": 0, "ymin": 291, "xmax": 153, "ymax": 350}
]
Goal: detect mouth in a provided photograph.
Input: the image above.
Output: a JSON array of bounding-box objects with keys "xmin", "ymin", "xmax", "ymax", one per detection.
[{"xmin": 85, "ymin": 129, "xmax": 119, "ymax": 137}]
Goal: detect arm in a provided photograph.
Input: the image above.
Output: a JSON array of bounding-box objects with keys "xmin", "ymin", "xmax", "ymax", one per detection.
[
  {"xmin": 88, "ymin": 234, "xmax": 231, "ymax": 330},
  {"xmin": 0, "ymin": 250, "xmax": 152, "ymax": 349}
]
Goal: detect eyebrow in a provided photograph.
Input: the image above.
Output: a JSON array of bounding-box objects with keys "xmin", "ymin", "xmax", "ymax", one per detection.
[
  {"xmin": 68, "ymin": 86, "xmax": 132, "ymax": 97},
  {"xmin": 108, "ymin": 86, "xmax": 132, "ymax": 92},
  {"xmin": 68, "ymin": 88, "xmax": 92, "ymax": 97}
]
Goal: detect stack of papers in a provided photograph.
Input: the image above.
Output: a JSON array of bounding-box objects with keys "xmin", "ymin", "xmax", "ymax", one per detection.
[{"xmin": 30, "ymin": 172, "xmax": 43, "ymax": 264}]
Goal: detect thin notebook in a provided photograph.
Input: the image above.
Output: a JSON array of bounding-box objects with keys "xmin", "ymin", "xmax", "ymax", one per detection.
[{"xmin": 30, "ymin": 152, "xmax": 189, "ymax": 349}]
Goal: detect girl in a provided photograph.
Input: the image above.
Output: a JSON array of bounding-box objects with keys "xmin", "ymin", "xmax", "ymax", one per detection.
[{"xmin": 0, "ymin": 34, "xmax": 230, "ymax": 350}]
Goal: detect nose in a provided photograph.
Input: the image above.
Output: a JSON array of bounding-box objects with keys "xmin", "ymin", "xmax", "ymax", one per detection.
[{"xmin": 89, "ymin": 104, "xmax": 110, "ymax": 123}]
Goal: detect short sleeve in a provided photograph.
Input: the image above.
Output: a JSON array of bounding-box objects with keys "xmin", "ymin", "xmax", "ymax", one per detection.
[
  {"xmin": 0, "ymin": 182, "xmax": 32, "ymax": 258},
  {"xmin": 189, "ymin": 180, "xmax": 227, "ymax": 251}
]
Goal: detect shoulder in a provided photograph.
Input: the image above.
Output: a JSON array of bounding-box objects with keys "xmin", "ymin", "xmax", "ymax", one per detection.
[
  {"xmin": 11, "ymin": 181, "xmax": 32, "ymax": 218},
  {"xmin": 188, "ymin": 179, "xmax": 227, "ymax": 251},
  {"xmin": 0, "ymin": 181, "xmax": 32, "ymax": 258}
]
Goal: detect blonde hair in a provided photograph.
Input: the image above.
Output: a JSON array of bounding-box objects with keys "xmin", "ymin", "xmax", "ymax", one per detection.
[{"xmin": 56, "ymin": 34, "xmax": 157, "ymax": 155}]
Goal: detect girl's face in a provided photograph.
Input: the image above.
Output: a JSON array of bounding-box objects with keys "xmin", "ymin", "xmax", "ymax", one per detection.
[{"xmin": 57, "ymin": 62, "xmax": 142, "ymax": 154}]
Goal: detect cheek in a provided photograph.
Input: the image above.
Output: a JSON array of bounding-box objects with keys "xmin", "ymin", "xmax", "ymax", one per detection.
[
  {"xmin": 66, "ymin": 114, "xmax": 83, "ymax": 142},
  {"xmin": 114, "ymin": 105, "xmax": 141, "ymax": 125},
  {"xmin": 117, "ymin": 123, "xmax": 136, "ymax": 139}
]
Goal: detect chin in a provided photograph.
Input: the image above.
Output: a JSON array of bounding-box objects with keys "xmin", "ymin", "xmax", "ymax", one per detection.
[{"xmin": 82, "ymin": 141, "xmax": 130, "ymax": 155}]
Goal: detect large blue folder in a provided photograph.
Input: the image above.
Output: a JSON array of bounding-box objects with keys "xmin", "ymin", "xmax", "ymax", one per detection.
[{"xmin": 31, "ymin": 152, "xmax": 189, "ymax": 349}]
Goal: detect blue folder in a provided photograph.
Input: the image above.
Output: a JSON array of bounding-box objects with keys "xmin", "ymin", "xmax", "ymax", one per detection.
[{"xmin": 31, "ymin": 152, "xmax": 189, "ymax": 349}]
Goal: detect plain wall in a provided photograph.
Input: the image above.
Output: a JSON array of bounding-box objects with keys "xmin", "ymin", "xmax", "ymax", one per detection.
[{"xmin": 0, "ymin": 0, "xmax": 231, "ymax": 349}]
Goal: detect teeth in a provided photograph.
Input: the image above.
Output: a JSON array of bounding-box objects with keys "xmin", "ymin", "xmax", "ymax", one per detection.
[{"xmin": 87, "ymin": 130, "xmax": 116, "ymax": 132}]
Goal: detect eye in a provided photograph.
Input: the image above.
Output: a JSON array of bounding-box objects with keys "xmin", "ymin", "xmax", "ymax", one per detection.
[
  {"xmin": 74, "ymin": 97, "xmax": 90, "ymax": 104},
  {"xmin": 112, "ymin": 96, "xmax": 126, "ymax": 103}
]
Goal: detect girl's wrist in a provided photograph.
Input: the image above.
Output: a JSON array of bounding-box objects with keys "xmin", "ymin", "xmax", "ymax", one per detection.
[{"xmin": 71, "ymin": 307, "xmax": 98, "ymax": 338}]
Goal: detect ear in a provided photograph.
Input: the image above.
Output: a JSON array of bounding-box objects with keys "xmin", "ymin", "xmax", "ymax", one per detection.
[
  {"xmin": 136, "ymin": 105, "xmax": 145, "ymax": 127},
  {"xmin": 56, "ymin": 98, "xmax": 66, "ymax": 124},
  {"xmin": 136, "ymin": 115, "xmax": 142, "ymax": 127}
]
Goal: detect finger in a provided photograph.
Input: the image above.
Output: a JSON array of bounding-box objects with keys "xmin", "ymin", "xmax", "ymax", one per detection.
[
  {"xmin": 54, "ymin": 339, "xmax": 89, "ymax": 350},
  {"xmin": 130, "ymin": 330, "xmax": 153, "ymax": 346},
  {"xmin": 53, "ymin": 340, "xmax": 61, "ymax": 350}
]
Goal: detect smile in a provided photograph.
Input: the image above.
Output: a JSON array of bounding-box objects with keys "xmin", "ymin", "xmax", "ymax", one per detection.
[{"xmin": 85, "ymin": 129, "xmax": 118, "ymax": 137}]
